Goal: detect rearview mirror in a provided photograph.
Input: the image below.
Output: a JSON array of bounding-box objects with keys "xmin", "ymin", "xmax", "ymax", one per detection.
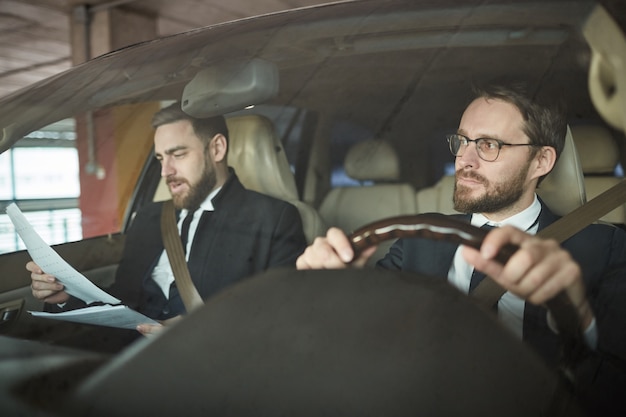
[{"xmin": 181, "ymin": 58, "xmax": 279, "ymax": 118}]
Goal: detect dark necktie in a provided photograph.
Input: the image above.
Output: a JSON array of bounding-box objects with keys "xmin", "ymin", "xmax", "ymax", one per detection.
[
  {"xmin": 469, "ymin": 223, "xmax": 496, "ymax": 292},
  {"xmin": 180, "ymin": 210, "xmax": 195, "ymax": 254},
  {"xmin": 170, "ymin": 209, "xmax": 199, "ymax": 300}
]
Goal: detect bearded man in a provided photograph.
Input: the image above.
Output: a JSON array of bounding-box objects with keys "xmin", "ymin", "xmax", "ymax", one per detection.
[
  {"xmin": 28, "ymin": 102, "xmax": 307, "ymax": 347},
  {"xmin": 296, "ymin": 83, "xmax": 626, "ymax": 373}
]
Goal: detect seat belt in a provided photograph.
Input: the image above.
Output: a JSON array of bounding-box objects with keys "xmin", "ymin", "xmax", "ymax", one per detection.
[
  {"xmin": 471, "ymin": 179, "xmax": 626, "ymax": 308},
  {"xmin": 160, "ymin": 199, "xmax": 204, "ymax": 313}
]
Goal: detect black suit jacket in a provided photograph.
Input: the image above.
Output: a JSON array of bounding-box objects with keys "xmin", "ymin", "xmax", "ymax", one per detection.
[
  {"xmin": 110, "ymin": 171, "xmax": 307, "ymax": 319},
  {"xmin": 376, "ymin": 199, "xmax": 626, "ymax": 369},
  {"xmin": 56, "ymin": 171, "xmax": 307, "ymax": 321}
]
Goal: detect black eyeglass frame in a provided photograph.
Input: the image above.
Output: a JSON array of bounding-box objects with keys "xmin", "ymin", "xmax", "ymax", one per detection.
[{"xmin": 446, "ymin": 133, "xmax": 538, "ymax": 162}]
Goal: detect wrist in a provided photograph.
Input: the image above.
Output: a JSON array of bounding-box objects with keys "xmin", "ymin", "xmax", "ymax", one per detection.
[{"xmin": 576, "ymin": 300, "xmax": 594, "ymax": 330}]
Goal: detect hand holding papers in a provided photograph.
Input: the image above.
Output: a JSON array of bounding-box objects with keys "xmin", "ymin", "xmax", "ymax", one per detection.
[
  {"xmin": 6, "ymin": 203, "xmax": 120, "ymax": 305},
  {"xmin": 6, "ymin": 203, "xmax": 158, "ymax": 329}
]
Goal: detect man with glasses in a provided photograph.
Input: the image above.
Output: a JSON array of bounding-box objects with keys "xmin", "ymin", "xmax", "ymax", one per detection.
[{"xmin": 297, "ymin": 83, "xmax": 626, "ymax": 413}]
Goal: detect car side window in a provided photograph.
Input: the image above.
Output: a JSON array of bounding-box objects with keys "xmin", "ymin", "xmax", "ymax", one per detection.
[{"xmin": 0, "ymin": 120, "xmax": 82, "ymax": 254}]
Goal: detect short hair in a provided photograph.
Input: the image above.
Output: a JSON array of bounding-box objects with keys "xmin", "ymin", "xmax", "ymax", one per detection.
[
  {"xmin": 471, "ymin": 82, "xmax": 567, "ymax": 158},
  {"xmin": 151, "ymin": 102, "xmax": 229, "ymax": 149}
]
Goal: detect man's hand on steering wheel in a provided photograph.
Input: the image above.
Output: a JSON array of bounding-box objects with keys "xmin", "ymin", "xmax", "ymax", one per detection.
[{"xmin": 462, "ymin": 225, "xmax": 592, "ymax": 329}]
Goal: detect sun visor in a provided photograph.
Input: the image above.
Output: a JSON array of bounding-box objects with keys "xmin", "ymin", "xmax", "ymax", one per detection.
[
  {"xmin": 181, "ymin": 59, "xmax": 279, "ymax": 118},
  {"xmin": 583, "ymin": 5, "xmax": 626, "ymax": 132}
]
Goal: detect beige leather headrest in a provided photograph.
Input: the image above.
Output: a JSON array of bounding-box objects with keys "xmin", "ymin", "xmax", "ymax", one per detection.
[
  {"xmin": 570, "ymin": 125, "xmax": 618, "ymax": 173},
  {"xmin": 226, "ymin": 114, "xmax": 298, "ymax": 202},
  {"xmin": 537, "ymin": 126, "xmax": 586, "ymax": 216},
  {"xmin": 344, "ymin": 139, "xmax": 400, "ymax": 181},
  {"xmin": 584, "ymin": 5, "xmax": 626, "ymax": 133}
]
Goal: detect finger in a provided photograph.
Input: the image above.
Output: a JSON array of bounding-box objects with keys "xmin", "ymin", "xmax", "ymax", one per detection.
[
  {"xmin": 351, "ymin": 245, "xmax": 378, "ymax": 268},
  {"xmin": 516, "ymin": 250, "xmax": 580, "ymax": 305},
  {"xmin": 461, "ymin": 245, "xmax": 505, "ymax": 279},
  {"xmin": 463, "ymin": 232, "xmax": 550, "ymax": 293},
  {"xmin": 466, "ymin": 226, "xmax": 553, "ymax": 281},
  {"xmin": 30, "ymin": 273, "xmax": 63, "ymax": 291},
  {"xmin": 326, "ymin": 227, "xmax": 355, "ymax": 263},
  {"xmin": 31, "ymin": 278, "xmax": 64, "ymax": 293},
  {"xmin": 296, "ymin": 228, "xmax": 355, "ymax": 270},
  {"xmin": 296, "ymin": 241, "xmax": 349, "ymax": 270},
  {"xmin": 26, "ymin": 261, "xmax": 43, "ymax": 274},
  {"xmin": 479, "ymin": 225, "xmax": 529, "ymax": 260},
  {"xmin": 31, "ymin": 275, "xmax": 66, "ymax": 303},
  {"xmin": 27, "ymin": 261, "xmax": 60, "ymax": 286},
  {"xmin": 136, "ymin": 323, "xmax": 163, "ymax": 337},
  {"xmin": 34, "ymin": 286, "xmax": 66, "ymax": 301},
  {"xmin": 42, "ymin": 292, "xmax": 70, "ymax": 305},
  {"xmin": 162, "ymin": 315, "xmax": 183, "ymax": 326},
  {"xmin": 489, "ymin": 237, "xmax": 581, "ymax": 305}
]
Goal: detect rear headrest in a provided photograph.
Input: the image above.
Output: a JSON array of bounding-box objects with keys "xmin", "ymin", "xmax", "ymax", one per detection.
[
  {"xmin": 344, "ymin": 139, "xmax": 400, "ymax": 181},
  {"xmin": 536, "ymin": 126, "xmax": 586, "ymax": 216},
  {"xmin": 226, "ymin": 114, "xmax": 298, "ymax": 202},
  {"xmin": 570, "ymin": 125, "xmax": 619, "ymax": 173}
]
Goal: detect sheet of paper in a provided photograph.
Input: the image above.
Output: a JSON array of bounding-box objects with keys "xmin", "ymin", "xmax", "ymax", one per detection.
[
  {"xmin": 6, "ymin": 203, "xmax": 120, "ymax": 305},
  {"xmin": 29, "ymin": 305, "xmax": 159, "ymax": 330}
]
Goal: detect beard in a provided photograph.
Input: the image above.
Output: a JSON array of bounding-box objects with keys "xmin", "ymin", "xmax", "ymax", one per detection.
[
  {"xmin": 453, "ymin": 161, "xmax": 530, "ymax": 214},
  {"xmin": 170, "ymin": 159, "xmax": 217, "ymax": 210}
]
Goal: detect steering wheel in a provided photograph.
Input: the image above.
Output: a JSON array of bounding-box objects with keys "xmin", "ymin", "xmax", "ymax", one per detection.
[
  {"xmin": 349, "ymin": 212, "xmax": 518, "ymax": 263},
  {"xmin": 349, "ymin": 213, "xmax": 584, "ymax": 346}
]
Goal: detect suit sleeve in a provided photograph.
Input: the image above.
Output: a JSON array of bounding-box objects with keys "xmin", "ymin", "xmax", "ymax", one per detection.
[
  {"xmin": 592, "ymin": 264, "xmax": 626, "ymax": 359},
  {"xmin": 376, "ymin": 239, "xmax": 405, "ymax": 270},
  {"xmin": 573, "ymin": 262, "xmax": 626, "ymax": 416},
  {"xmin": 266, "ymin": 203, "xmax": 307, "ymax": 268},
  {"xmin": 587, "ymin": 226, "xmax": 626, "ymax": 359}
]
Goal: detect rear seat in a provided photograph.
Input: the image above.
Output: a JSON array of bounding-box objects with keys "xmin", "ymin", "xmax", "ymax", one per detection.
[
  {"xmin": 415, "ymin": 175, "xmax": 459, "ymax": 215},
  {"xmin": 318, "ymin": 139, "xmax": 417, "ymax": 265},
  {"xmin": 570, "ymin": 124, "xmax": 626, "ymax": 225}
]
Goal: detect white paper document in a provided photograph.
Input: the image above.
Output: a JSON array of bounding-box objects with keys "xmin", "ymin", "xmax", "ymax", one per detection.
[
  {"xmin": 30, "ymin": 305, "xmax": 159, "ymax": 329},
  {"xmin": 6, "ymin": 203, "xmax": 158, "ymax": 329}
]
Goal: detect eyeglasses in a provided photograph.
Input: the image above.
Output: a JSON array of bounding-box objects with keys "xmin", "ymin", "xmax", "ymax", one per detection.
[{"xmin": 446, "ymin": 133, "xmax": 537, "ymax": 162}]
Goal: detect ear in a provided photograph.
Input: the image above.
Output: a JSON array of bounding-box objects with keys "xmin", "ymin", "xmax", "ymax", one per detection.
[
  {"xmin": 208, "ymin": 133, "xmax": 228, "ymax": 163},
  {"xmin": 532, "ymin": 146, "xmax": 557, "ymax": 179}
]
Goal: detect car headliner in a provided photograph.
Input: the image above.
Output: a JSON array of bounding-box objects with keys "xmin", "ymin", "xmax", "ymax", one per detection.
[{"xmin": 0, "ymin": 0, "xmax": 607, "ymax": 155}]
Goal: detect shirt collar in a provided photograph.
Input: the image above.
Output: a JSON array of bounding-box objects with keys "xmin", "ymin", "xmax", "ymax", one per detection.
[
  {"xmin": 471, "ymin": 194, "xmax": 541, "ymax": 232},
  {"xmin": 180, "ymin": 186, "xmax": 222, "ymax": 218},
  {"xmin": 200, "ymin": 186, "xmax": 221, "ymax": 211}
]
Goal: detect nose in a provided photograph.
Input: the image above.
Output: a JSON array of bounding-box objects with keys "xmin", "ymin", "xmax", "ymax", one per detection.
[
  {"xmin": 160, "ymin": 157, "xmax": 175, "ymax": 177},
  {"xmin": 456, "ymin": 141, "xmax": 480, "ymax": 168}
]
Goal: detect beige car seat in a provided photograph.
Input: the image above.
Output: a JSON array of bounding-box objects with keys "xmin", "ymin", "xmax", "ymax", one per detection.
[
  {"xmin": 318, "ymin": 139, "xmax": 417, "ymax": 265},
  {"xmin": 226, "ymin": 114, "xmax": 327, "ymax": 244},
  {"xmin": 570, "ymin": 124, "xmax": 626, "ymax": 224}
]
